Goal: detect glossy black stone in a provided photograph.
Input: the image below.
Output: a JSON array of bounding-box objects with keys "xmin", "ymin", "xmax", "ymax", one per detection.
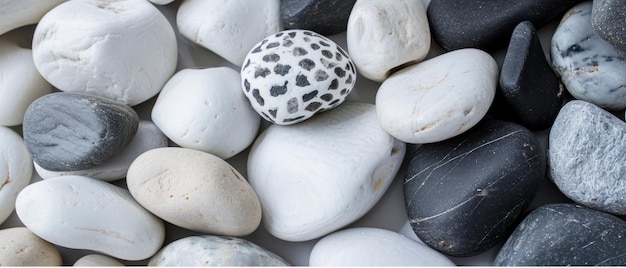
[
  {"xmin": 495, "ymin": 203, "xmax": 626, "ymax": 265},
  {"xmin": 23, "ymin": 92, "xmax": 139, "ymax": 171},
  {"xmin": 404, "ymin": 120, "xmax": 545, "ymax": 257},
  {"xmin": 280, "ymin": 0, "xmax": 357, "ymax": 36},
  {"xmin": 592, "ymin": 0, "xmax": 626, "ymax": 50}
]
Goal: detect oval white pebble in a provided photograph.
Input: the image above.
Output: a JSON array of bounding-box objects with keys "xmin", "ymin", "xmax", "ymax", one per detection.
[
  {"xmin": 152, "ymin": 67, "xmax": 260, "ymax": 159},
  {"xmin": 73, "ymin": 254, "xmax": 124, "ymax": 266},
  {"xmin": 0, "ymin": 227, "xmax": 62, "ymax": 266},
  {"xmin": 247, "ymin": 102, "xmax": 406, "ymax": 241},
  {"xmin": 127, "ymin": 147, "xmax": 262, "ymax": 236},
  {"xmin": 0, "ymin": 126, "xmax": 33, "ymax": 225},
  {"xmin": 310, "ymin": 227, "xmax": 455, "ymax": 266},
  {"xmin": 0, "ymin": 0, "xmax": 66, "ymax": 35},
  {"xmin": 15, "ymin": 175, "xmax": 165, "ymax": 261},
  {"xmin": 376, "ymin": 48, "xmax": 498, "ymax": 144}
]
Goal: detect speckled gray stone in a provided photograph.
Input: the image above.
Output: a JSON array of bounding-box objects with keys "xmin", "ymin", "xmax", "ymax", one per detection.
[
  {"xmin": 592, "ymin": 0, "xmax": 626, "ymax": 50},
  {"xmin": 548, "ymin": 100, "xmax": 626, "ymax": 215}
]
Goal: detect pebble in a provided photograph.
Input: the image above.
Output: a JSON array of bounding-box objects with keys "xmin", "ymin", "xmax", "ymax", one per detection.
[
  {"xmin": 32, "ymin": 0, "xmax": 177, "ymax": 106},
  {"xmin": 151, "ymin": 67, "xmax": 260, "ymax": 159},
  {"xmin": 548, "ymin": 100, "xmax": 626, "ymax": 215},
  {"xmin": 0, "ymin": 127, "xmax": 33, "ymax": 225},
  {"xmin": 23, "ymin": 92, "xmax": 139, "ymax": 171},
  {"xmin": 126, "ymin": 147, "xmax": 262, "ymax": 236},
  {"xmin": 404, "ymin": 119, "xmax": 545, "ymax": 256},
  {"xmin": 0, "ymin": 0, "xmax": 66, "ymax": 35},
  {"xmin": 346, "ymin": 0, "xmax": 430, "ymax": 82},
  {"xmin": 73, "ymin": 254, "xmax": 124, "ymax": 266},
  {"xmin": 247, "ymin": 102, "xmax": 405, "ymax": 241},
  {"xmin": 15, "ymin": 175, "xmax": 165, "ymax": 261},
  {"xmin": 281, "ymin": 0, "xmax": 356, "ymax": 36},
  {"xmin": 148, "ymin": 0, "xmax": 175, "ymax": 5},
  {"xmin": 148, "ymin": 235, "xmax": 290, "ymax": 266},
  {"xmin": 551, "ymin": 2, "xmax": 626, "ymax": 110},
  {"xmin": 427, "ymin": 0, "xmax": 579, "ymax": 51},
  {"xmin": 34, "ymin": 120, "xmax": 167, "ymax": 181},
  {"xmin": 376, "ymin": 48, "xmax": 497, "ymax": 144},
  {"xmin": 309, "ymin": 227, "xmax": 455, "ymax": 266},
  {"xmin": 177, "ymin": 0, "xmax": 281, "ymax": 67},
  {"xmin": 0, "ymin": 227, "xmax": 62, "ymax": 266},
  {"xmin": 495, "ymin": 203, "xmax": 626, "ymax": 265},
  {"xmin": 592, "ymin": 0, "xmax": 626, "ymax": 50},
  {"xmin": 0, "ymin": 39, "xmax": 51, "ymax": 126},
  {"xmin": 241, "ymin": 29, "xmax": 357, "ymax": 125},
  {"xmin": 498, "ymin": 21, "xmax": 564, "ymax": 131}
]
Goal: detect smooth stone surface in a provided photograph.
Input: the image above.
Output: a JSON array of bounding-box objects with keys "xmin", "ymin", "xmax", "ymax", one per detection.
[
  {"xmin": 428, "ymin": 0, "xmax": 578, "ymax": 51},
  {"xmin": 23, "ymin": 92, "xmax": 139, "ymax": 171},
  {"xmin": 127, "ymin": 147, "xmax": 262, "ymax": 236},
  {"xmin": 0, "ymin": 127, "xmax": 33, "ymax": 225},
  {"xmin": 152, "ymin": 67, "xmax": 260, "ymax": 159},
  {"xmin": 548, "ymin": 100, "xmax": 626, "ymax": 215},
  {"xmin": 404, "ymin": 120, "xmax": 545, "ymax": 257},
  {"xmin": 0, "ymin": 227, "xmax": 62, "ymax": 266},
  {"xmin": 499, "ymin": 21, "xmax": 564, "ymax": 130},
  {"xmin": 592, "ymin": 0, "xmax": 626, "ymax": 50},
  {"xmin": 32, "ymin": 0, "xmax": 177, "ymax": 106},
  {"xmin": 346, "ymin": 0, "xmax": 430, "ymax": 82},
  {"xmin": 376, "ymin": 48, "xmax": 497, "ymax": 144},
  {"xmin": 15, "ymin": 175, "xmax": 165, "ymax": 261},
  {"xmin": 309, "ymin": 227, "xmax": 455, "ymax": 266},
  {"xmin": 35, "ymin": 120, "xmax": 167, "ymax": 181},
  {"xmin": 495, "ymin": 203, "xmax": 626, "ymax": 265},
  {"xmin": 551, "ymin": 2, "xmax": 626, "ymax": 110},
  {"xmin": 148, "ymin": 235, "xmax": 290, "ymax": 266},
  {"xmin": 281, "ymin": 0, "xmax": 356, "ymax": 36},
  {"xmin": 0, "ymin": 39, "xmax": 52, "ymax": 126},
  {"xmin": 177, "ymin": 0, "xmax": 281, "ymax": 67},
  {"xmin": 0, "ymin": 0, "xmax": 66, "ymax": 35},
  {"xmin": 241, "ymin": 29, "xmax": 357, "ymax": 125},
  {"xmin": 248, "ymin": 102, "xmax": 406, "ymax": 241},
  {"xmin": 73, "ymin": 254, "xmax": 124, "ymax": 266}
]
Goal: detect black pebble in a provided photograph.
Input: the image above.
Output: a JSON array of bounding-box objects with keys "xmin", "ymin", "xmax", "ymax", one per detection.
[
  {"xmin": 592, "ymin": 0, "xmax": 626, "ymax": 50},
  {"xmin": 281, "ymin": 0, "xmax": 357, "ymax": 36}
]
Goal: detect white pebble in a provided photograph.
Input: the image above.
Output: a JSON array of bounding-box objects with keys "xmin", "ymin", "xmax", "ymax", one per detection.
[
  {"xmin": 73, "ymin": 254, "xmax": 124, "ymax": 266},
  {"xmin": 0, "ymin": 0, "xmax": 66, "ymax": 35},
  {"xmin": 0, "ymin": 227, "xmax": 62, "ymax": 266},
  {"xmin": 0, "ymin": 126, "xmax": 33, "ymax": 225}
]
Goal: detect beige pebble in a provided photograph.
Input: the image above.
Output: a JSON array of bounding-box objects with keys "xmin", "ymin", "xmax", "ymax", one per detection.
[
  {"xmin": 73, "ymin": 254, "xmax": 124, "ymax": 266},
  {"xmin": 0, "ymin": 227, "xmax": 62, "ymax": 266}
]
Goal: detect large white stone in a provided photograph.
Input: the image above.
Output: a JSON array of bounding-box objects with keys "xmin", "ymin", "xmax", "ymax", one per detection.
[
  {"xmin": 152, "ymin": 67, "xmax": 260, "ymax": 159},
  {"xmin": 0, "ymin": 126, "xmax": 32, "ymax": 225},
  {"xmin": 247, "ymin": 102, "xmax": 406, "ymax": 241},
  {"xmin": 0, "ymin": 0, "xmax": 66, "ymax": 35},
  {"xmin": 32, "ymin": 0, "xmax": 177, "ymax": 106},
  {"xmin": 0, "ymin": 227, "xmax": 62, "ymax": 266},
  {"xmin": 376, "ymin": 48, "xmax": 497, "ymax": 144},
  {"xmin": 347, "ymin": 0, "xmax": 430, "ymax": 82},
  {"xmin": 15, "ymin": 175, "xmax": 165, "ymax": 261}
]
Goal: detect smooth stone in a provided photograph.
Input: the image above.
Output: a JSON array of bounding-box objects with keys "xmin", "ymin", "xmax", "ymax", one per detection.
[
  {"xmin": 428, "ymin": 0, "xmax": 579, "ymax": 51},
  {"xmin": 148, "ymin": 235, "xmax": 290, "ymax": 266},
  {"xmin": 281, "ymin": 0, "xmax": 356, "ymax": 36},
  {"xmin": 309, "ymin": 227, "xmax": 455, "ymax": 266},
  {"xmin": 248, "ymin": 102, "xmax": 406, "ymax": 241},
  {"xmin": 346, "ymin": 0, "xmax": 430, "ymax": 82},
  {"xmin": 498, "ymin": 21, "xmax": 564, "ymax": 130},
  {"xmin": 495, "ymin": 203, "xmax": 626, "ymax": 265},
  {"xmin": 148, "ymin": 0, "xmax": 175, "ymax": 5},
  {"xmin": 0, "ymin": 227, "xmax": 62, "ymax": 266},
  {"xmin": 23, "ymin": 92, "xmax": 139, "ymax": 171},
  {"xmin": 152, "ymin": 67, "xmax": 260, "ymax": 159},
  {"xmin": 404, "ymin": 120, "xmax": 545, "ymax": 257},
  {"xmin": 0, "ymin": 127, "xmax": 33, "ymax": 225},
  {"xmin": 177, "ymin": 0, "xmax": 281, "ymax": 67},
  {"xmin": 0, "ymin": 39, "xmax": 52, "ymax": 126},
  {"xmin": 35, "ymin": 120, "xmax": 167, "ymax": 181},
  {"xmin": 73, "ymin": 254, "xmax": 124, "ymax": 266},
  {"xmin": 376, "ymin": 48, "xmax": 497, "ymax": 144},
  {"xmin": 241, "ymin": 29, "xmax": 357, "ymax": 125},
  {"xmin": 548, "ymin": 100, "xmax": 626, "ymax": 215},
  {"xmin": 127, "ymin": 147, "xmax": 262, "ymax": 236},
  {"xmin": 0, "ymin": 0, "xmax": 66, "ymax": 35},
  {"xmin": 551, "ymin": 2, "xmax": 626, "ymax": 110},
  {"xmin": 15, "ymin": 175, "xmax": 165, "ymax": 261},
  {"xmin": 592, "ymin": 0, "xmax": 626, "ymax": 50},
  {"xmin": 32, "ymin": 0, "xmax": 177, "ymax": 106}
]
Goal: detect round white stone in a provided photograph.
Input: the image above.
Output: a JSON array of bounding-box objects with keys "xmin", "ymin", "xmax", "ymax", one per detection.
[
  {"xmin": 310, "ymin": 227, "xmax": 455, "ymax": 266},
  {"xmin": 0, "ymin": 227, "xmax": 62, "ymax": 266},
  {"xmin": 0, "ymin": 0, "xmax": 66, "ymax": 35},
  {"xmin": 152, "ymin": 67, "xmax": 260, "ymax": 159},
  {"xmin": 15, "ymin": 175, "xmax": 165, "ymax": 261},
  {"xmin": 32, "ymin": 0, "xmax": 177, "ymax": 106},
  {"xmin": 127, "ymin": 147, "xmax": 262, "ymax": 236},
  {"xmin": 376, "ymin": 48, "xmax": 497, "ymax": 144},
  {"xmin": 346, "ymin": 0, "xmax": 430, "ymax": 82},
  {"xmin": 247, "ymin": 102, "xmax": 406, "ymax": 241},
  {"xmin": 73, "ymin": 254, "xmax": 124, "ymax": 266},
  {"xmin": 0, "ymin": 126, "xmax": 33, "ymax": 225}
]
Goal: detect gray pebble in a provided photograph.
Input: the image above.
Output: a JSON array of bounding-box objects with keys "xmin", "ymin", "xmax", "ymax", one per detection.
[{"xmin": 592, "ymin": 0, "xmax": 626, "ymax": 50}]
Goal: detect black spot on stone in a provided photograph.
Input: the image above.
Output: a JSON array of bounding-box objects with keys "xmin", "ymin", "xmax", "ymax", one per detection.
[
  {"xmin": 319, "ymin": 40, "xmax": 330, "ymax": 47},
  {"xmin": 296, "ymin": 74, "xmax": 311, "ymax": 87},
  {"xmin": 283, "ymin": 39, "xmax": 294, "ymax": 47},
  {"xmin": 336, "ymin": 52, "xmax": 343, "ymax": 61},
  {"xmin": 287, "ymin": 97, "xmax": 298, "ymax": 114},
  {"xmin": 305, "ymin": 102, "xmax": 322, "ymax": 112},
  {"xmin": 254, "ymin": 67, "xmax": 271, "ymax": 78},
  {"xmin": 315, "ymin": 70, "xmax": 329, "ymax": 81},
  {"xmin": 251, "ymin": 46, "xmax": 263, "ymax": 53},
  {"xmin": 329, "ymin": 99, "xmax": 340, "ymax": 105},
  {"xmin": 244, "ymin": 79, "xmax": 250, "ymax": 92},
  {"xmin": 283, "ymin": 116, "xmax": 305, "ymax": 123},
  {"xmin": 311, "ymin": 43, "xmax": 320, "ymax": 50},
  {"xmin": 293, "ymin": 47, "xmax": 308, "ymax": 56},
  {"xmin": 275, "ymin": 32, "xmax": 284, "ymax": 38},
  {"xmin": 561, "ymin": 43, "xmax": 585, "ymax": 58},
  {"xmin": 303, "ymin": 31, "xmax": 314, "ymax": 36},
  {"xmin": 263, "ymin": 53, "xmax": 280, "ymax": 62},
  {"xmin": 322, "ymin": 50, "xmax": 333, "ymax": 59},
  {"xmin": 270, "ymin": 81, "xmax": 289, "ymax": 97},
  {"xmin": 329, "ymin": 79, "xmax": 339, "ymax": 90},
  {"xmin": 337, "ymin": 45, "xmax": 349, "ymax": 58},
  {"xmin": 334, "ymin": 67, "xmax": 346, "ymax": 78},
  {"xmin": 267, "ymin": 42, "xmax": 280, "ymax": 49},
  {"xmin": 303, "ymin": 90, "xmax": 318, "ymax": 102},
  {"xmin": 268, "ymin": 108, "xmax": 277, "ymax": 118},
  {"xmin": 340, "ymin": 88, "xmax": 348, "ymax": 95},
  {"xmin": 345, "ymin": 62, "xmax": 351, "ymax": 71},
  {"xmin": 252, "ymin": 89, "xmax": 264, "ymax": 106},
  {"xmin": 320, "ymin": 93, "xmax": 334, "ymax": 101},
  {"xmin": 303, "ymin": 37, "xmax": 311, "ymax": 42},
  {"xmin": 320, "ymin": 58, "xmax": 335, "ymax": 69},
  {"xmin": 299, "ymin": 59, "xmax": 315, "ymax": 71},
  {"xmin": 349, "ymin": 61, "xmax": 356, "ymax": 74},
  {"xmin": 243, "ymin": 59, "xmax": 251, "ymax": 70},
  {"xmin": 345, "ymin": 74, "xmax": 353, "ymax": 84},
  {"xmin": 274, "ymin": 64, "xmax": 291, "ymax": 76},
  {"xmin": 288, "ymin": 31, "xmax": 296, "ymax": 38}
]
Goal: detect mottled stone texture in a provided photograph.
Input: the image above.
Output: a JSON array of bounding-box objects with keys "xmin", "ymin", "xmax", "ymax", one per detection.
[
  {"xmin": 280, "ymin": 0, "xmax": 356, "ymax": 36},
  {"xmin": 592, "ymin": 0, "xmax": 626, "ymax": 50}
]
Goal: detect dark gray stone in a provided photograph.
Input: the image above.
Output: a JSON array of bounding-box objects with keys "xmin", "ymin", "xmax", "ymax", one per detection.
[
  {"xmin": 592, "ymin": 0, "xmax": 626, "ymax": 50},
  {"xmin": 404, "ymin": 120, "xmax": 545, "ymax": 257},
  {"xmin": 495, "ymin": 203, "xmax": 626, "ymax": 266},
  {"xmin": 23, "ymin": 92, "xmax": 139, "ymax": 171},
  {"xmin": 280, "ymin": 0, "xmax": 356, "ymax": 36}
]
